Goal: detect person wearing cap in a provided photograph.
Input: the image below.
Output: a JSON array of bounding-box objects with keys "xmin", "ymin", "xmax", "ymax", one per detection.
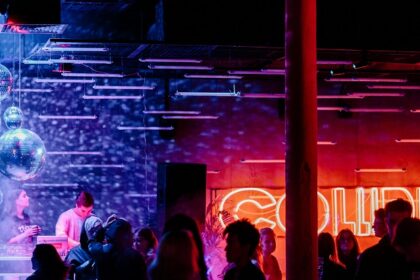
[
  {"xmin": 89, "ymin": 218, "xmax": 147, "ymax": 280},
  {"xmin": 65, "ymin": 215, "xmax": 103, "ymax": 280}
]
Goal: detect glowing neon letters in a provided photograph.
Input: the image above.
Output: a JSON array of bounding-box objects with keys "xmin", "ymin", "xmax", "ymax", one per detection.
[{"xmin": 217, "ymin": 187, "xmax": 419, "ymax": 236}]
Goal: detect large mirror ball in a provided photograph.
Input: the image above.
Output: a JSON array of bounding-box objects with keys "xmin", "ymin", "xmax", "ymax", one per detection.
[{"xmin": 0, "ymin": 128, "xmax": 46, "ymax": 181}]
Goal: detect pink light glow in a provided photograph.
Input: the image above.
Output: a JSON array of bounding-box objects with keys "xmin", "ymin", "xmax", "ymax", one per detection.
[
  {"xmin": 348, "ymin": 92, "xmax": 405, "ymax": 97},
  {"xmin": 47, "ymin": 151, "xmax": 103, "ymax": 155},
  {"xmin": 117, "ymin": 126, "xmax": 174, "ymax": 131},
  {"xmin": 240, "ymin": 159, "xmax": 285, "ymax": 163},
  {"xmin": 39, "ymin": 115, "xmax": 97, "ymax": 120},
  {"xmin": 395, "ymin": 139, "xmax": 420, "ymax": 143},
  {"xmin": 93, "ymin": 85, "xmax": 154, "ymax": 90},
  {"xmin": 326, "ymin": 78, "xmax": 407, "ymax": 83},
  {"xmin": 368, "ymin": 85, "xmax": 420, "ymax": 90},
  {"xmin": 140, "ymin": 58, "xmax": 202, "ymax": 63},
  {"xmin": 82, "ymin": 95, "xmax": 143, "ymax": 100},
  {"xmin": 143, "ymin": 110, "xmax": 201, "ymax": 115},
  {"xmin": 317, "ymin": 60, "xmax": 353, "ymax": 65},
  {"xmin": 228, "ymin": 69, "xmax": 285, "ymax": 75},
  {"xmin": 354, "ymin": 168, "xmax": 406, "ymax": 173},
  {"xmin": 148, "ymin": 65, "xmax": 213, "ymax": 70},
  {"xmin": 184, "ymin": 74, "xmax": 243, "ymax": 79},
  {"xmin": 162, "ymin": 115, "xmax": 219, "ymax": 120}
]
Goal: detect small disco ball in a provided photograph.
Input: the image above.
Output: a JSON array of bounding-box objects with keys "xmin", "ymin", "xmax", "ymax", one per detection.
[
  {"xmin": 0, "ymin": 128, "xmax": 46, "ymax": 181},
  {"xmin": 3, "ymin": 106, "xmax": 23, "ymax": 129},
  {"xmin": 0, "ymin": 64, "xmax": 12, "ymax": 102}
]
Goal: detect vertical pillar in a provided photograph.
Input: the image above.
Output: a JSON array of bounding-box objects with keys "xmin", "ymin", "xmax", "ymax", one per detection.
[{"xmin": 285, "ymin": 0, "xmax": 318, "ymax": 278}]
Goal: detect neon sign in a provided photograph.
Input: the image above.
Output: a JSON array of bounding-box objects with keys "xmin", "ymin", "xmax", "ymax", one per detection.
[{"xmin": 216, "ymin": 187, "xmax": 419, "ymax": 236}]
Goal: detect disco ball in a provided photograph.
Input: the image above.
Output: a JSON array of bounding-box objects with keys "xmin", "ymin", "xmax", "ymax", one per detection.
[
  {"xmin": 0, "ymin": 128, "xmax": 46, "ymax": 181},
  {"xmin": 3, "ymin": 106, "xmax": 23, "ymax": 129},
  {"xmin": 0, "ymin": 64, "xmax": 12, "ymax": 102}
]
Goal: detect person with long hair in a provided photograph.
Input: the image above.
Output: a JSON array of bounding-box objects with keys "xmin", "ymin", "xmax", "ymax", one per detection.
[
  {"xmin": 148, "ymin": 230, "xmax": 200, "ymax": 280},
  {"xmin": 0, "ymin": 188, "xmax": 40, "ymax": 244},
  {"xmin": 133, "ymin": 227, "xmax": 158, "ymax": 266},
  {"xmin": 27, "ymin": 244, "xmax": 68, "ymax": 280},
  {"xmin": 318, "ymin": 232, "xmax": 348, "ymax": 280},
  {"xmin": 163, "ymin": 214, "xmax": 208, "ymax": 280},
  {"xmin": 336, "ymin": 229, "xmax": 359, "ymax": 279}
]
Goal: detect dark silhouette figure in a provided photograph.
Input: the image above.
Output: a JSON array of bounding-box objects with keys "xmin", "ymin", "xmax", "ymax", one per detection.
[
  {"xmin": 356, "ymin": 198, "xmax": 412, "ymax": 280},
  {"xmin": 318, "ymin": 232, "xmax": 348, "ymax": 280},
  {"xmin": 89, "ymin": 218, "xmax": 147, "ymax": 280},
  {"xmin": 372, "ymin": 208, "xmax": 388, "ymax": 238},
  {"xmin": 148, "ymin": 230, "xmax": 200, "ymax": 280},
  {"xmin": 223, "ymin": 219, "xmax": 265, "ymax": 280},
  {"xmin": 65, "ymin": 215, "xmax": 103, "ymax": 280},
  {"xmin": 27, "ymin": 244, "xmax": 68, "ymax": 280},
  {"xmin": 163, "ymin": 214, "xmax": 208, "ymax": 280}
]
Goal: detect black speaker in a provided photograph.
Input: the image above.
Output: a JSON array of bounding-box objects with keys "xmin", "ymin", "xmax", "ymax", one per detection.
[
  {"xmin": 6, "ymin": 0, "xmax": 61, "ymax": 24},
  {"xmin": 157, "ymin": 162, "xmax": 206, "ymax": 233}
]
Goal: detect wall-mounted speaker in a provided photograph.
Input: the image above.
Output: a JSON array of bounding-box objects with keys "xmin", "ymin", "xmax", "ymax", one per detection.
[{"xmin": 156, "ymin": 162, "xmax": 206, "ymax": 233}]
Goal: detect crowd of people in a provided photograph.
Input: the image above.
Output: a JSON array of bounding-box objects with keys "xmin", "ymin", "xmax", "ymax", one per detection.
[
  {"xmin": 2, "ymin": 188, "xmax": 420, "ymax": 280},
  {"xmin": 318, "ymin": 198, "xmax": 420, "ymax": 280}
]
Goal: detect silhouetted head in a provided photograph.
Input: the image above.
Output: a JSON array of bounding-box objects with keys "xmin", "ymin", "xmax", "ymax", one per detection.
[
  {"xmin": 385, "ymin": 198, "xmax": 412, "ymax": 239},
  {"xmin": 105, "ymin": 218, "xmax": 133, "ymax": 250},
  {"xmin": 318, "ymin": 232, "xmax": 336, "ymax": 260},
  {"xmin": 149, "ymin": 230, "xmax": 199, "ymax": 280},
  {"xmin": 31, "ymin": 244, "xmax": 67, "ymax": 278},
  {"xmin": 74, "ymin": 191, "xmax": 94, "ymax": 219},
  {"xmin": 223, "ymin": 219, "xmax": 260, "ymax": 264},
  {"xmin": 134, "ymin": 227, "xmax": 158, "ymax": 255},
  {"xmin": 393, "ymin": 217, "xmax": 420, "ymax": 263},
  {"xmin": 163, "ymin": 214, "xmax": 207, "ymax": 279},
  {"xmin": 80, "ymin": 215, "xmax": 103, "ymax": 250},
  {"xmin": 373, "ymin": 208, "xmax": 387, "ymax": 238}
]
